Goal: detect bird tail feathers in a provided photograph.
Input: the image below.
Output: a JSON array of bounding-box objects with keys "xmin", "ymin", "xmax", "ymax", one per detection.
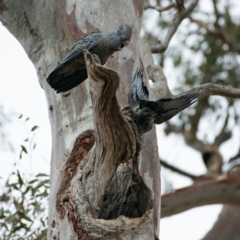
[{"xmin": 47, "ymin": 70, "xmax": 88, "ymax": 93}]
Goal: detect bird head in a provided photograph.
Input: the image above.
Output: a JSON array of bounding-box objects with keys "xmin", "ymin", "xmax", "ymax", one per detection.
[
  {"xmin": 108, "ymin": 25, "xmax": 132, "ymax": 52},
  {"xmin": 117, "ymin": 25, "xmax": 132, "ymax": 49}
]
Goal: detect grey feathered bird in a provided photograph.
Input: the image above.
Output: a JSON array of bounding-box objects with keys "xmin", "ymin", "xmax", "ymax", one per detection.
[
  {"xmin": 47, "ymin": 26, "xmax": 132, "ymax": 93},
  {"xmin": 129, "ymin": 67, "xmax": 199, "ymax": 136}
]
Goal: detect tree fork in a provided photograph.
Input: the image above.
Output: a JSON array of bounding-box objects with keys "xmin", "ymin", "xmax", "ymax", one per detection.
[{"xmin": 55, "ymin": 51, "xmax": 155, "ymax": 240}]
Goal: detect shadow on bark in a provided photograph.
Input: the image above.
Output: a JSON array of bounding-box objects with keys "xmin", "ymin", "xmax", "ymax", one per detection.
[{"xmin": 55, "ymin": 51, "xmax": 154, "ymax": 239}]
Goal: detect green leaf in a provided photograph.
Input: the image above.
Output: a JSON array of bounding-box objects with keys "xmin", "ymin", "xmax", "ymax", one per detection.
[
  {"xmin": 33, "ymin": 143, "xmax": 37, "ymax": 149},
  {"xmin": 32, "ymin": 180, "xmax": 49, "ymax": 196},
  {"xmin": 23, "ymin": 186, "xmax": 31, "ymax": 195},
  {"xmin": 17, "ymin": 170, "xmax": 24, "ymax": 186},
  {"xmin": 1, "ymin": 222, "xmax": 9, "ymax": 230},
  {"xmin": 19, "ymin": 150, "xmax": 23, "ymax": 159},
  {"xmin": 19, "ymin": 212, "xmax": 33, "ymax": 222},
  {"xmin": 12, "ymin": 223, "xmax": 27, "ymax": 233},
  {"xmin": 21, "ymin": 145, "xmax": 28, "ymax": 154},
  {"xmin": 0, "ymin": 208, "xmax": 6, "ymax": 219},
  {"xmin": 28, "ymin": 179, "xmax": 38, "ymax": 184},
  {"xmin": 18, "ymin": 114, "xmax": 23, "ymax": 119},
  {"xmin": 13, "ymin": 198, "xmax": 21, "ymax": 209},
  {"xmin": 35, "ymin": 190, "xmax": 48, "ymax": 198},
  {"xmin": 25, "ymin": 117, "xmax": 29, "ymax": 121},
  {"xmin": 31, "ymin": 125, "xmax": 39, "ymax": 131},
  {"xmin": 10, "ymin": 183, "xmax": 19, "ymax": 190},
  {"xmin": 35, "ymin": 180, "xmax": 49, "ymax": 189},
  {"xmin": 35, "ymin": 173, "xmax": 49, "ymax": 178},
  {"xmin": 24, "ymin": 138, "xmax": 28, "ymax": 142},
  {"xmin": 40, "ymin": 218, "xmax": 46, "ymax": 227},
  {"xmin": 33, "ymin": 204, "xmax": 43, "ymax": 215}
]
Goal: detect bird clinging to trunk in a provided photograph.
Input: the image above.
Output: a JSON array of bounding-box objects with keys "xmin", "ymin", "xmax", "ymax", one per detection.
[
  {"xmin": 128, "ymin": 66, "xmax": 199, "ymax": 136},
  {"xmin": 47, "ymin": 26, "xmax": 132, "ymax": 93}
]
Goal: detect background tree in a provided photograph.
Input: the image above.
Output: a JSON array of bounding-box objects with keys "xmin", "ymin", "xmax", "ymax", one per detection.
[{"xmin": 144, "ymin": 0, "xmax": 240, "ymax": 239}]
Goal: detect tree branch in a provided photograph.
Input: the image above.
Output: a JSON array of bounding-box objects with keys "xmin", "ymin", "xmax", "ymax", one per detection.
[
  {"xmin": 175, "ymin": 83, "xmax": 240, "ymax": 99},
  {"xmin": 188, "ymin": 16, "xmax": 214, "ymax": 32},
  {"xmin": 214, "ymin": 114, "xmax": 232, "ymax": 147},
  {"xmin": 160, "ymin": 159, "xmax": 200, "ymax": 180},
  {"xmin": 160, "ymin": 159, "xmax": 218, "ymax": 181},
  {"xmin": 145, "ymin": 3, "xmax": 175, "ymax": 13},
  {"xmin": 212, "ymin": 0, "xmax": 220, "ymax": 26},
  {"xmin": 161, "ymin": 170, "xmax": 240, "ymax": 218},
  {"xmin": 151, "ymin": 0, "xmax": 199, "ymax": 53}
]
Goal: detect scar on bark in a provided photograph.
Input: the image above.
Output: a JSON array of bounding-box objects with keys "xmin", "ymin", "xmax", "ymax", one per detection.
[
  {"xmin": 56, "ymin": 50, "xmax": 154, "ymax": 239},
  {"xmin": 56, "ymin": 130, "xmax": 95, "ymax": 219}
]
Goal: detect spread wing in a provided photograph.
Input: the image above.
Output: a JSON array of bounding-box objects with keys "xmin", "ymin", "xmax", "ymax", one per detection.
[
  {"xmin": 128, "ymin": 67, "xmax": 149, "ymax": 107},
  {"xmin": 153, "ymin": 93, "xmax": 199, "ymax": 124}
]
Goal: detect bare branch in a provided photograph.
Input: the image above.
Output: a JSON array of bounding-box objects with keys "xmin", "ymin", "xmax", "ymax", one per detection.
[
  {"xmin": 213, "ymin": 105, "xmax": 230, "ymax": 147},
  {"xmin": 175, "ymin": 83, "xmax": 240, "ymax": 99},
  {"xmin": 175, "ymin": 0, "xmax": 185, "ymax": 12},
  {"xmin": 188, "ymin": 16, "xmax": 213, "ymax": 32},
  {"xmin": 164, "ymin": 122, "xmax": 182, "ymax": 135},
  {"xmin": 160, "ymin": 159, "xmax": 217, "ymax": 180},
  {"xmin": 145, "ymin": 3, "xmax": 175, "ymax": 13},
  {"xmin": 151, "ymin": 0, "xmax": 199, "ymax": 53},
  {"xmin": 212, "ymin": 0, "xmax": 220, "ymax": 26},
  {"xmin": 161, "ymin": 170, "xmax": 240, "ymax": 218},
  {"xmin": 156, "ymin": 0, "xmax": 161, "ymax": 7},
  {"xmin": 223, "ymin": 151, "xmax": 240, "ymax": 173},
  {"xmin": 161, "ymin": 159, "xmax": 199, "ymax": 180},
  {"xmin": 229, "ymin": 152, "xmax": 240, "ymax": 163}
]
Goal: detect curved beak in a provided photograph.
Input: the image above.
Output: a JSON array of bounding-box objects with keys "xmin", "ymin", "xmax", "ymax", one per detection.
[{"xmin": 117, "ymin": 40, "xmax": 130, "ymax": 51}]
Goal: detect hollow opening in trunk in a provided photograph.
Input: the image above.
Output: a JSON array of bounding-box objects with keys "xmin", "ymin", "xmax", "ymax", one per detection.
[{"xmin": 98, "ymin": 166, "xmax": 153, "ymax": 220}]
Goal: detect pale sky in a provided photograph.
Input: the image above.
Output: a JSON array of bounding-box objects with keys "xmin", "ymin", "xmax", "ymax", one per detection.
[{"xmin": 0, "ymin": 17, "xmax": 239, "ymax": 239}]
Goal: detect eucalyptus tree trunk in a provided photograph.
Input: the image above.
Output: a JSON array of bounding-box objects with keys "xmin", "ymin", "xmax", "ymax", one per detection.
[{"xmin": 0, "ymin": 1, "xmax": 161, "ymax": 239}]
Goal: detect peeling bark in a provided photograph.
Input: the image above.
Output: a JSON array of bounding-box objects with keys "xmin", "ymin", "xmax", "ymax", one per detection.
[{"xmin": 56, "ymin": 130, "xmax": 95, "ymax": 220}]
